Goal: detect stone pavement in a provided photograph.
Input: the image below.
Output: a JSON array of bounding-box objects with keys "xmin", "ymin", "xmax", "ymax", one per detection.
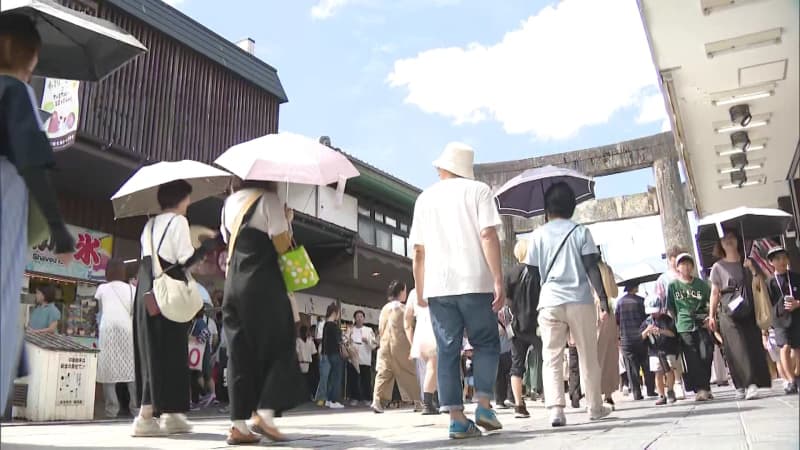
[{"xmin": 1, "ymin": 385, "xmax": 797, "ymax": 449}]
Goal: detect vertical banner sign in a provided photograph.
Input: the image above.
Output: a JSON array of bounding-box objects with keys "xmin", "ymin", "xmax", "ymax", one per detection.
[{"xmin": 40, "ymin": 78, "xmax": 80, "ymax": 150}]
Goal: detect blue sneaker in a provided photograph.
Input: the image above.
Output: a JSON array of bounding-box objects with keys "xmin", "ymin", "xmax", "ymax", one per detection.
[
  {"xmin": 475, "ymin": 405, "xmax": 503, "ymax": 431},
  {"xmin": 449, "ymin": 419, "xmax": 482, "ymax": 439}
]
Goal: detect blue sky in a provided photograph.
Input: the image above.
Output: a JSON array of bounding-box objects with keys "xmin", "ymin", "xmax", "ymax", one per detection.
[{"xmin": 166, "ymin": 0, "xmax": 670, "ymax": 198}]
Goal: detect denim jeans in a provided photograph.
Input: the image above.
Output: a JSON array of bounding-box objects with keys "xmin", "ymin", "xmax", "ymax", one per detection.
[
  {"xmin": 429, "ymin": 293, "xmax": 499, "ymax": 411},
  {"xmin": 315, "ymin": 353, "xmax": 344, "ymax": 402}
]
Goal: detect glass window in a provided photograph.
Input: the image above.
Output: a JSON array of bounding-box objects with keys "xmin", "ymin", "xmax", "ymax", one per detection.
[
  {"xmin": 358, "ymin": 217, "xmax": 375, "ymax": 245},
  {"xmin": 374, "ymin": 212, "xmax": 384, "ymax": 223},
  {"xmin": 391, "ymin": 234, "xmax": 405, "ymax": 256},
  {"xmin": 358, "ymin": 206, "xmax": 371, "ymax": 217},
  {"xmin": 376, "ymin": 228, "xmax": 391, "ymax": 251},
  {"xmin": 400, "ymin": 223, "xmax": 409, "ymax": 233},
  {"xmin": 385, "ymin": 216, "xmax": 397, "ymax": 228}
]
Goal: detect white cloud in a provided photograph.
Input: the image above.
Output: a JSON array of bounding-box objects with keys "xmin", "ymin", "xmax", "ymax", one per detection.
[
  {"xmin": 387, "ymin": 0, "xmax": 660, "ymax": 140},
  {"xmin": 311, "ymin": 0, "xmax": 358, "ymax": 20},
  {"xmin": 637, "ymin": 94, "xmax": 671, "ymax": 131}
]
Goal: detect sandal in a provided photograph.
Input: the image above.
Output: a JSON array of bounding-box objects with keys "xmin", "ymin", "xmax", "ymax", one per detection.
[
  {"xmin": 226, "ymin": 426, "xmax": 261, "ymax": 446},
  {"xmin": 251, "ymin": 416, "xmax": 287, "ymax": 442}
]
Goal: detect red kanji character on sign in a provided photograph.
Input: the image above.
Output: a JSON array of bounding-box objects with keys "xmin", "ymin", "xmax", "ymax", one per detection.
[{"xmin": 73, "ymin": 233, "xmax": 100, "ymax": 266}]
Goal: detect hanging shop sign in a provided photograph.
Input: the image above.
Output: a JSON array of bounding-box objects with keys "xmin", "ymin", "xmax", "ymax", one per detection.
[
  {"xmin": 27, "ymin": 225, "xmax": 113, "ymax": 281},
  {"xmin": 40, "ymin": 78, "xmax": 81, "ymax": 150}
]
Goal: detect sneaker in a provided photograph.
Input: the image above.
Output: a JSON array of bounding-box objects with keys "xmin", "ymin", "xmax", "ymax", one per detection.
[
  {"xmin": 422, "ymin": 403, "xmax": 440, "ymax": 415},
  {"xmin": 784, "ymin": 383, "xmax": 798, "ymax": 395},
  {"xmin": 550, "ymin": 407, "xmax": 567, "ymax": 427},
  {"xmin": 316, "ymin": 400, "xmax": 326, "ymax": 407},
  {"xmin": 745, "ymin": 385, "xmax": 759, "ymax": 400},
  {"xmin": 514, "ymin": 404, "xmax": 530, "ymax": 419},
  {"xmin": 604, "ymin": 397, "xmax": 615, "ymax": 411},
  {"xmin": 200, "ymin": 392, "xmax": 216, "ymax": 407},
  {"xmin": 735, "ymin": 389, "xmax": 746, "ymax": 400},
  {"xmin": 655, "ymin": 396, "xmax": 667, "ymax": 406},
  {"xmin": 696, "ymin": 390, "xmax": 711, "ymax": 402},
  {"xmin": 502, "ymin": 400, "xmax": 515, "ymax": 409},
  {"xmin": 449, "ymin": 419, "xmax": 482, "ymax": 439},
  {"xmin": 475, "ymin": 405, "xmax": 502, "ymax": 431},
  {"xmin": 667, "ymin": 390, "xmax": 677, "ymax": 404},
  {"xmin": 132, "ymin": 417, "xmax": 164, "ymax": 437},
  {"xmin": 349, "ymin": 399, "xmax": 359, "ymax": 407},
  {"xmin": 162, "ymin": 413, "xmax": 192, "ymax": 434},
  {"xmin": 589, "ymin": 405, "xmax": 613, "ymax": 421},
  {"xmin": 371, "ymin": 402, "xmax": 384, "ymax": 414},
  {"xmin": 327, "ymin": 401, "xmax": 345, "ymax": 409}
]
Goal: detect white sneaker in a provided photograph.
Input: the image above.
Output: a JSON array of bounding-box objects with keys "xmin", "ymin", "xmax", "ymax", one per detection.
[
  {"xmin": 162, "ymin": 413, "xmax": 192, "ymax": 434},
  {"xmin": 745, "ymin": 385, "xmax": 759, "ymax": 400},
  {"xmin": 589, "ymin": 405, "xmax": 613, "ymax": 421},
  {"xmin": 327, "ymin": 401, "xmax": 345, "ymax": 409},
  {"xmin": 371, "ymin": 402, "xmax": 384, "ymax": 414},
  {"xmin": 550, "ymin": 407, "xmax": 567, "ymax": 427},
  {"xmin": 132, "ymin": 417, "xmax": 164, "ymax": 437}
]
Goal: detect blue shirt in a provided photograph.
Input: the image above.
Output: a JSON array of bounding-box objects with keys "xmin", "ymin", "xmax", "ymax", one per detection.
[
  {"xmin": 29, "ymin": 303, "xmax": 61, "ymax": 330},
  {"xmin": 526, "ymin": 219, "xmax": 597, "ymax": 309}
]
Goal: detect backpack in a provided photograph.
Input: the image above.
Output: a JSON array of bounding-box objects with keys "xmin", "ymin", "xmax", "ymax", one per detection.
[{"xmin": 508, "ymin": 264, "xmax": 541, "ymax": 342}]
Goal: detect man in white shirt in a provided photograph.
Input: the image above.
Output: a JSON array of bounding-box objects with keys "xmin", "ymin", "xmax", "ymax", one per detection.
[{"xmin": 409, "ymin": 142, "xmax": 504, "ymax": 440}]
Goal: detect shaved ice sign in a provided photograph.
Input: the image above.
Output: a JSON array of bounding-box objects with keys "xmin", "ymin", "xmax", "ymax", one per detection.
[{"xmin": 41, "ymin": 78, "xmax": 80, "ymax": 150}]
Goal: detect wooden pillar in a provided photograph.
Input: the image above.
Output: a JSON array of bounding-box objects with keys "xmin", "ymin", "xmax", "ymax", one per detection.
[{"xmin": 653, "ymin": 157, "xmax": 694, "ymax": 255}]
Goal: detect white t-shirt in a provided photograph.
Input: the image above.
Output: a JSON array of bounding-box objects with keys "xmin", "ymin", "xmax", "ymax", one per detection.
[
  {"xmin": 95, "ymin": 281, "xmax": 134, "ymax": 329},
  {"xmin": 221, "ymin": 188, "xmax": 288, "ymax": 241},
  {"xmin": 296, "ymin": 337, "xmax": 317, "ymax": 373},
  {"xmin": 526, "ymin": 218, "xmax": 597, "ymax": 309},
  {"xmin": 140, "ymin": 213, "xmax": 194, "ymax": 265},
  {"xmin": 349, "ymin": 326, "xmax": 375, "ymax": 366},
  {"xmin": 408, "ymin": 178, "xmax": 503, "ymax": 298}
]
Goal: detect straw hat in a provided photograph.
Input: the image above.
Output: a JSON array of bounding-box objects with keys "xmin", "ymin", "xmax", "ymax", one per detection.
[{"xmin": 433, "ymin": 142, "xmax": 475, "ymax": 180}]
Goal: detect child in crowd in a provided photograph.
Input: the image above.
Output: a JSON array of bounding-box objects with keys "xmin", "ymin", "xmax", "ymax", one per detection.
[
  {"xmin": 641, "ymin": 296, "xmax": 679, "ymax": 405},
  {"xmin": 766, "ymin": 247, "xmax": 800, "ymax": 394}
]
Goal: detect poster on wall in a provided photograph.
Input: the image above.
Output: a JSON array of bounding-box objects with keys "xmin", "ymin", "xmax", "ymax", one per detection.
[
  {"xmin": 56, "ymin": 353, "xmax": 87, "ymax": 406},
  {"xmin": 40, "ymin": 78, "xmax": 80, "ymax": 150},
  {"xmin": 27, "ymin": 225, "xmax": 113, "ymax": 281}
]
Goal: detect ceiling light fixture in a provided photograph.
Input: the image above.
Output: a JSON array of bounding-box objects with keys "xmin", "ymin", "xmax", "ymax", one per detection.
[
  {"xmin": 714, "ymin": 113, "xmax": 770, "ymax": 134},
  {"xmin": 705, "ymin": 28, "xmax": 782, "ymax": 58},
  {"xmin": 712, "ymin": 90, "xmax": 773, "ymax": 106},
  {"xmin": 718, "ymin": 172, "xmax": 766, "ymax": 189},
  {"xmin": 715, "ymin": 138, "xmax": 766, "ymax": 156},
  {"xmin": 729, "ymin": 104, "xmax": 752, "ymax": 126}
]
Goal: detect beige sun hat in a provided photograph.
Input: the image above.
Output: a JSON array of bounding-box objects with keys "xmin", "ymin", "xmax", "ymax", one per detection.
[{"xmin": 433, "ymin": 142, "xmax": 475, "ymax": 180}]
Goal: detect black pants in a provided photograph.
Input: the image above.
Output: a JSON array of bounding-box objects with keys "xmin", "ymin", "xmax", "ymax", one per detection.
[
  {"xmin": 495, "ymin": 352, "xmax": 512, "ymax": 404},
  {"xmin": 347, "ymin": 363, "xmax": 373, "ymax": 402},
  {"xmin": 680, "ymin": 330, "xmax": 713, "ymax": 393},
  {"xmin": 621, "ymin": 342, "xmax": 655, "ymax": 398}
]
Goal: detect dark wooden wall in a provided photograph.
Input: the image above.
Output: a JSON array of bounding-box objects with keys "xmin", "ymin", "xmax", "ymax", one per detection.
[{"xmin": 64, "ymin": 0, "xmax": 280, "ymax": 163}]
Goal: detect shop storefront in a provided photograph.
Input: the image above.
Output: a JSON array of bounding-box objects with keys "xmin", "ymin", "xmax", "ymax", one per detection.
[{"xmin": 21, "ymin": 224, "xmax": 114, "ymax": 349}]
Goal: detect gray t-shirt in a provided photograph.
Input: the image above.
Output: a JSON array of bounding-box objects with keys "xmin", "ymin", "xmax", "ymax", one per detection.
[
  {"xmin": 526, "ymin": 218, "xmax": 598, "ymax": 309},
  {"xmin": 709, "ymin": 260, "xmax": 746, "ymax": 291}
]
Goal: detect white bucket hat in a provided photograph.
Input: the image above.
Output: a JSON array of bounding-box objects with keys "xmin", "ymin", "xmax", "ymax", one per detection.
[{"xmin": 433, "ymin": 142, "xmax": 475, "ymax": 180}]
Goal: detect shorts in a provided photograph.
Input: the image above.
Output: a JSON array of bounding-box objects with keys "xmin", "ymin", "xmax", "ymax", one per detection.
[
  {"xmin": 773, "ymin": 323, "xmax": 800, "ymax": 349},
  {"xmin": 649, "ymin": 354, "xmax": 678, "ymax": 373},
  {"xmin": 466, "ymin": 376, "xmax": 474, "ymax": 387},
  {"xmin": 510, "ymin": 336, "xmax": 532, "ymax": 378}
]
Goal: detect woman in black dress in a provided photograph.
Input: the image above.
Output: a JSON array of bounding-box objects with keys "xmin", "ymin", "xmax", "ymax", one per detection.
[
  {"xmin": 133, "ymin": 180, "xmax": 213, "ymax": 436},
  {"xmin": 221, "ymin": 180, "xmax": 305, "ymax": 445},
  {"xmin": 708, "ymin": 230, "xmax": 770, "ymax": 400}
]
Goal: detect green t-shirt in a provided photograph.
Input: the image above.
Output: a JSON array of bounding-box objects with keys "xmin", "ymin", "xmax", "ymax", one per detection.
[{"xmin": 667, "ymin": 277, "xmax": 710, "ymax": 333}]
